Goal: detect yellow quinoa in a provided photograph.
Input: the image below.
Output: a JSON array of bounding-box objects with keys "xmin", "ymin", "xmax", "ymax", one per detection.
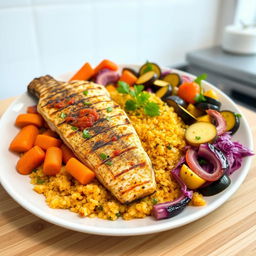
[{"xmin": 30, "ymin": 92, "xmax": 206, "ymax": 220}]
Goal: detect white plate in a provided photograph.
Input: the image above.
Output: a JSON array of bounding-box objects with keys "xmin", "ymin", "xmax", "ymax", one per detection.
[{"xmin": 0, "ymin": 65, "xmax": 253, "ymax": 236}]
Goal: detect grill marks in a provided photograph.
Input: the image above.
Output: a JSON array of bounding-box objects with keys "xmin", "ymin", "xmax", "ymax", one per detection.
[
  {"xmin": 114, "ymin": 162, "xmax": 146, "ymax": 178},
  {"xmin": 121, "ymin": 181, "xmax": 151, "ymax": 195}
]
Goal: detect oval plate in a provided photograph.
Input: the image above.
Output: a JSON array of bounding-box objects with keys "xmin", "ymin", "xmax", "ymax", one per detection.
[{"xmin": 0, "ymin": 65, "xmax": 253, "ymax": 236}]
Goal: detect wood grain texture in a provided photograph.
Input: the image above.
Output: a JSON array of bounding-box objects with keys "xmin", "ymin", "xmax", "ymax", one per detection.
[{"xmin": 0, "ymin": 97, "xmax": 255, "ymax": 256}]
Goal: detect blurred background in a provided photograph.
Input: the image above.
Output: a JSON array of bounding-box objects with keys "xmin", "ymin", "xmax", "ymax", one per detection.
[{"xmin": 0, "ymin": 0, "xmax": 255, "ymax": 109}]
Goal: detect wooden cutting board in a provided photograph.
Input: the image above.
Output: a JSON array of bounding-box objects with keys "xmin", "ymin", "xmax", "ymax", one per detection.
[{"xmin": 0, "ymin": 98, "xmax": 255, "ymax": 256}]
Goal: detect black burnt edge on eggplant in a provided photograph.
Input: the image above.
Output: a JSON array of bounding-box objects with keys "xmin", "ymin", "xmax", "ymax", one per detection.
[
  {"xmin": 198, "ymin": 174, "xmax": 231, "ymax": 196},
  {"xmin": 166, "ymin": 196, "xmax": 191, "ymax": 218},
  {"xmin": 155, "ymin": 84, "xmax": 173, "ymax": 100},
  {"xmin": 164, "ymin": 95, "xmax": 187, "ymax": 109},
  {"xmin": 195, "ymin": 102, "xmax": 220, "ymax": 111},
  {"xmin": 204, "ymin": 96, "xmax": 221, "ymax": 108}
]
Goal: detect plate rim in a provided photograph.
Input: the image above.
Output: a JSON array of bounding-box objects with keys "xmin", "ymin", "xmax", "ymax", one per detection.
[{"xmin": 0, "ymin": 66, "xmax": 254, "ymax": 236}]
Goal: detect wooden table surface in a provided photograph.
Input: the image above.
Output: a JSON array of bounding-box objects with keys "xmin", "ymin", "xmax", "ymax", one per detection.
[{"xmin": 0, "ymin": 97, "xmax": 255, "ymax": 256}]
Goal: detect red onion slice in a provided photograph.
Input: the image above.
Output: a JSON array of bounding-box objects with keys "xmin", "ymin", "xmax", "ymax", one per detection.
[
  {"xmin": 95, "ymin": 70, "xmax": 119, "ymax": 86},
  {"xmin": 206, "ymin": 109, "xmax": 226, "ymax": 135}
]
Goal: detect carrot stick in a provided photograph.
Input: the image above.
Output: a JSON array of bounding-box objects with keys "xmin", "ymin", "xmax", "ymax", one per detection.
[
  {"xmin": 9, "ymin": 125, "xmax": 39, "ymax": 153},
  {"xmin": 69, "ymin": 62, "xmax": 94, "ymax": 81},
  {"xmin": 60, "ymin": 144, "xmax": 75, "ymax": 164},
  {"xmin": 94, "ymin": 59, "xmax": 118, "ymax": 75},
  {"xmin": 15, "ymin": 113, "xmax": 44, "ymax": 128},
  {"xmin": 16, "ymin": 146, "xmax": 45, "ymax": 175},
  {"xmin": 119, "ymin": 70, "xmax": 137, "ymax": 86},
  {"xmin": 27, "ymin": 105, "xmax": 38, "ymax": 114},
  {"xmin": 43, "ymin": 129, "xmax": 58, "ymax": 138},
  {"xmin": 35, "ymin": 134, "xmax": 62, "ymax": 150},
  {"xmin": 65, "ymin": 158, "xmax": 95, "ymax": 185},
  {"xmin": 43, "ymin": 147, "xmax": 62, "ymax": 175}
]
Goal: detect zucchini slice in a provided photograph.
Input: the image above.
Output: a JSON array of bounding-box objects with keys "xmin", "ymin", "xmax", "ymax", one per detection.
[
  {"xmin": 162, "ymin": 73, "xmax": 181, "ymax": 87},
  {"xmin": 136, "ymin": 71, "xmax": 157, "ymax": 87},
  {"xmin": 195, "ymin": 102, "xmax": 220, "ymax": 111},
  {"xmin": 220, "ymin": 110, "xmax": 240, "ymax": 135},
  {"xmin": 155, "ymin": 85, "xmax": 173, "ymax": 100},
  {"xmin": 139, "ymin": 62, "xmax": 161, "ymax": 78},
  {"xmin": 185, "ymin": 122, "xmax": 217, "ymax": 146}
]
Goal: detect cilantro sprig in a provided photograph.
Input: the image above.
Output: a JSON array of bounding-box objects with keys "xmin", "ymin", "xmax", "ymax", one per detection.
[
  {"xmin": 194, "ymin": 73, "xmax": 207, "ymax": 103},
  {"xmin": 117, "ymin": 81, "xmax": 159, "ymax": 117}
]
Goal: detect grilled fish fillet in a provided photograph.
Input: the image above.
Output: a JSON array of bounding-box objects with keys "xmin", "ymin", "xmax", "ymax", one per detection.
[{"xmin": 28, "ymin": 75, "xmax": 156, "ymax": 204}]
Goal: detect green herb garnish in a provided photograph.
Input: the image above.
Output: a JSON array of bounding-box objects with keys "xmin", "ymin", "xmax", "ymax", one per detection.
[
  {"xmin": 99, "ymin": 153, "xmax": 108, "ymax": 160},
  {"xmin": 105, "ymin": 160, "xmax": 113, "ymax": 166},
  {"xmin": 167, "ymin": 145, "xmax": 172, "ymax": 150},
  {"xmin": 96, "ymin": 205, "xmax": 103, "ymax": 211},
  {"xmin": 105, "ymin": 116, "xmax": 111, "ymax": 121},
  {"xmin": 36, "ymin": 177, "xmax": 45, "ymax": 184},
  {"xmin": 83, "ymin": 90, "xmax": 89, "ymax": 96},
  {"xmin": 115, "ymin": 212, "xmax": 122, "ymax": 217},
  {"xmin": 106, "ymin": 107, "xmax": 113, "ymax": 113},
  {"xmin": 32, "ymin": 168, "xmax": 38, "ymax": 173},
  {"xmin": 84, "ymin": 101, "xmax": 91, "ymax": 106},
  {"xmin": 60, "ymin": 112, "xmax": 66, "ymax": 119},
  {"xmin": 195, "ymin": 136, "xmax": 201, "ymax": 140},
  {"xmin": 71, "ymin": 126, "xmax": 78, "ymax": 131},
  {"xmin": 117, "ymin": 81, "xmax": 159, "ymax": 117},
  {"xmin": 152, "ymin": 198, "xmax": 158, "ymax": 205},
  {"xmin": 82, "ymin": 129, "xmax": 91, "ymax": 139},
  {"xmin": 235, "ymin": 113, "xmax": 242, "ymax": 118},
  {"xmin": 194, "ymin": 73, "xmax": 208, "ymax": 103},
  {"xmin": 142, "ymin": 62, "xmax": 153, "ymax": 74}
]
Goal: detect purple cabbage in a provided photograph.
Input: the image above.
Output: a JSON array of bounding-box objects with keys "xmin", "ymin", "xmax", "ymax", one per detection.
[{"xmin": 213, "ymin": 133, "xmax": 254, "ymax": 175}]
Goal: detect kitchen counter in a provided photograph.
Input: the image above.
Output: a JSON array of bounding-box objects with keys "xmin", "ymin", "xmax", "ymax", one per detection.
[{"xmin": 0, "ymin": 98, "xmax": 255, "ymax": 256}]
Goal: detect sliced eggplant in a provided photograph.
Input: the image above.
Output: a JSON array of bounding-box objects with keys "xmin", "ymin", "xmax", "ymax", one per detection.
[
  {"xmin": 197, "ymin": 114, "xmax": 212, "ymax": 123},
  {"xmin": 220, "ymin": 110, "xmax": 240, "ymax": 135},
  {"xmin": 185, "ymin": 122, "xmax": 217, "ymax": 146},
  {"xmin": 164, "ymin": 95, "xmax": 187, "ymax": 111},
  {"xmin": 198, "ymin": 174, "xmax": 231, "ymax": 196},
  {"xmin": 155, "ymin": 85, "xmax": 173, "ymax": 100},
  {"xmin": 139, "ymin": 62, "xmax": 161, "ymax": 78},
  {"xmin": 195, "ymin": 102, "xmax": 220, "ymax": 111},
  {"xmin": 204, "ymin": 96, "xmax": 221, "ymax": 108},
  {"xmin": 187, "ymin": 104, "xmax": 204, "ymax": 117},
  {"xmin": 122, "ymin": 67, "xmax": 139, "ymax": 77},
  {"xmin": 152, "ymin": 79, "xmax": 170, "ymax": 92},
  {"xmin": 162, "ymin": 73, "xmax": 181, "ymax": 87},
  {"xmin": 178, "ymin": 105, "xmax": 197, "ymax": 125},
  {"xmin": 136, "ymin": 71, "xmax": 157, "ymax": 87}
]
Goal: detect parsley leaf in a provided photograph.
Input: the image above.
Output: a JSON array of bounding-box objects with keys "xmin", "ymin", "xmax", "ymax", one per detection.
[
  {"xmin": 83, "ymin": 90, "xmax": 89, "ymax": 96},
  {"xmin": 142, "ymin": 62, "xmax": 153, "ymax": 74},
  {"xmin": 134, "ymin": 85, "xmax": 144, "ymax": 95},
  {"xmin": 106, "ymin": 107, "xmax": 113, "ymax": 113},
  {"xmin": 194, "ymin": 73, "xmax": 207, "ymax": 86},
  {"xmin": 195, "ymin": 94, "xmax": 206, "ymax": 103},
  {"xmin": 105, "ymin": 160, "xmax": 113, "ymax": 166},
  {"xmin": 125, "ymin": 100, "xmax": 137, "ymax": 111},
  {"xmin": 71, "ymin": 126, "xmax": 78, "ymax": 131},
  {"xmin": 235, "ymin": 113, "xmax": 242, "ymax": 118},
  {"xmin": 60, "ymin": 112, "xmax": 66, "ymax": 119},
  {"xmin": 195, "ymin": 136, "xmax": 201, "ymax": 140},
  {"xmin": 84, "ymin": 101, "xmax": 91, "ymax": 106},
  {"xmin": 82, "ymin": 129, "xmax": 91, "ymax": 139},
  {"xmin": 117, "ymin": 81, "xmax": 130, "ymax": 94},
  {"xmin": 152, "ymin": 198, "xmax": 158, "ymax": 205},
  {"xmin": 144, "ymin": 102, "xmax": 160, "ymax": 117},
  {"xmin": 137, "ymin": 92, "xmax": 150, "ymax": 105},
  {"xmin": 99, "ymin": 153, "xmax": 108, "ymax": 160}
]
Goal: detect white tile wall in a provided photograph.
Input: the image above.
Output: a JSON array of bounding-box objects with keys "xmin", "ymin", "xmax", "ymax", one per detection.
[{"xmin": 0, "ymin": 0, "xmax": 229, "ymax": 99}]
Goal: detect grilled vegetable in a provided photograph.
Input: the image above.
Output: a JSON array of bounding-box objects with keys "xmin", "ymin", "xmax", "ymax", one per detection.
[
  {"xmin": 119, "ymin": 70, "xmax": 137, "ymax": 86},
  {"xmin": 204, "ymin": 96, "xmax": 221, "ymax": 108},
  {"xmin": 204, "ymin": 89, "xmax": 218, "ymax": 100},
  {"xmin": 139, "ymin": 62, "xmax": 161, "ymax": 78},
  {"xmin": 164, "ymin": 95, "xmax": 187, "ymax": 112},
  {"xmin": 195, "ymin": 102, "xmax": 220, "ymax": 111},
  {"xmin": 178, "ymin": 105, "xmax": 197, "ymax": 125},
  {"xmin": 198, "ymin": 174, "xmax": 231, "ymax": 196},
  {"xmin": 162, "ymin": 73, "xmax": 181, "ymax": 87},
  {"xmin": 220, "ymin": 110, "xmax": 240, "ymax": 135},
  {"xmin": 180, "ymin": 164, "xmax": 206, "ymax": 189},
  {"xmin": 187, "ymin": 104, "xmax": 204, "ymax": 117},
  {"xmin": 186, "ymin": 144, "xmax": 227, "ymax": 182},
  {"xmin": 152, "ymin": 79, "xmax": 170, "ymax": 92},
  {"xmin": 206, "ymin": 109, "xmax": 226, "ymax": 136},
  {"xmin": 95, "ymin": 70, "xmax": 119, "ymax": 86},
  {"xmin": 178, "ymin": 81, "xmax": 200, "ymax": 104},
  {"xmin": 122, "ymin": 67, "xmax": 139, "ymax": 77},
  {"xmin": 152, "ymin": 195, "xmax": 191, "ymax": 220},
  {"xmin": 69, "ymin": 62, "xmax": 94, "ymax": 82},
  {"xmin": 136, "ymin": 71, "xmax": 157, "ymax": 87},
  {"xmin": 155, "ymin": 85, "xmax": 173, "ymax": 100},
  {"xmin": 197, "ymin": 115, "xmax": 212, "ymax": 123},
  {"xmin": 185, "ymin": 122, "xmax": 217, "ymax": 146}
]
